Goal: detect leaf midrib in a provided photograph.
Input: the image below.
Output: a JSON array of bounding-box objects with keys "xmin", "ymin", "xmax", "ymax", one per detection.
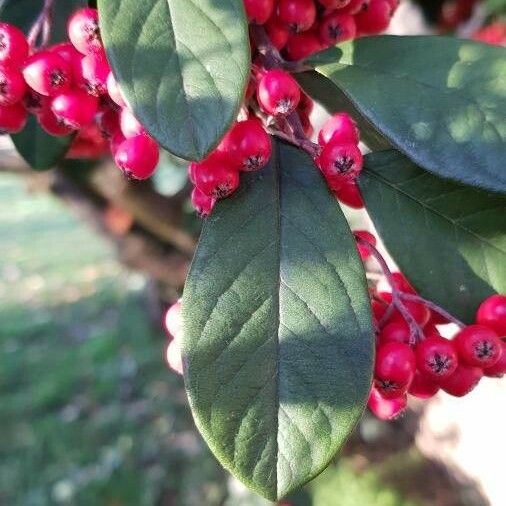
[{"xmin": 364, "ymin": 168, "xmax": 506, "ymax": 255}]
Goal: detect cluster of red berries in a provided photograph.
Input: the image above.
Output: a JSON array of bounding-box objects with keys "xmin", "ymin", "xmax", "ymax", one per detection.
[
  {"xmin": 187, "ymin": 0, "xmax": 398, "ymax": 215},
  {"xmin": 0, "ymin": 8, "xmax": 160, "ymax": 179},
  {"xmin": 366, "ymin": 267, "xmax": 506, "ymax": 420},
  {"xmin": 246, "ymin": 0, "xmax": 400, "ymax": 59}
]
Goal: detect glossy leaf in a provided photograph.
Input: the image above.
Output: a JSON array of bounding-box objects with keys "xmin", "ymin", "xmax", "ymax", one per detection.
[
  {"xmin": 309, "ymin": 36, "xmax": 506, "ymax": 193},
  {"xmin": 182, "ymin": 140, "xmax": 374, "ymax": 500},
  {"xmin": 360, "ymin": 150, "xmax": 506, "ymax": 323},
  {"xmin": 0, "ymin": 0, "xmax": 84, "ymax": 169},
  {"xmin": 97, "ymin": 0, "xmax": 250, "ymax": 161}
]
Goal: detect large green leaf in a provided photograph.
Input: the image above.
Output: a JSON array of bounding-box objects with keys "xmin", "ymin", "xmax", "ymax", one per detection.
[
  {"xmin": 360, "ymin": 150, "xmax": 506, "ymax": 323},
  {"xmin": 0, "ymin": 0, "xmax": 84, "ymax": 169},
  {"xmin": 309, "ymin": 36, "xmax": 506, "ymax": 193},
  {"xmin": 182, "ymin": 140, "xmax": 374, "ymax": 501},
  {"xmin": 97, "ymin": 0, "xmax": 250, "ymax": 161}
]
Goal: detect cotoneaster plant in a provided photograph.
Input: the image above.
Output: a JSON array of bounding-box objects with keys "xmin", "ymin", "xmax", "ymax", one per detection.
[{"xmin": 0, "ymin": 0, "xmax": 505, "ymax": 502}]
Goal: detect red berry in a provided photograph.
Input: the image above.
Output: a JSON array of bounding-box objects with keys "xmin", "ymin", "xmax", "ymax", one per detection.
[
  {"xmin": 476, "ymin": 294, "xmax": 506, "ymax": 336},
  {"xmin": 106, "ymin": 72, "xmax": 127, "ymax": 108},
  {"xmin": 439, "ymin": 364, "xmax": 483, "ymax": 397},
  {"xmin": 318, "ymin": 112, "xmax": 359, "ymax": 146},
  {"xmin": 67, "ymin": 8, "xmax": 102, "ymax": 55},
  {"xmin": 225, "ymin": 119, "xmax": 272, "ymax": 172},
  {"xmin": 353, "ymin": 230, "xmax": 376, "ymax": 261},
  {"xmin": 298, "ymin": 92, "xmax": 313, "ymax": 116},
  {"xmin": 0, "ymin": 65, "xmax": 26, "ymax": 105},
  {"xmin": 332, "ymin": 180, "xmax": 364, "ymax": 208},
  {"xmin": 341, "ymin": 0, "xmax": 370, "ymax": 15},
  {"xmin": 192, "ymin": 153, "xmax": 240, "ymax": 199},
  {"xmin": 319, "ymin": 140, "xmax": 363, "ymax": 181},
  {"xmin": 368, "ymin": 387, "xmax": 407, "ymax": 420},
  {"xmin": 244, "ymin": 0, "xmax": 275, "ymax": 24},
  {"xmin": 110, "ymin": 130, "xmax": 126, "ymax": 155},
  {"xmin": 0, "ymin": 23, "xmax": 28, "ymax": 65},
  {"xmin": 120, "ymin": 107, "xmax": 146, "ymax": 138},
  {"xmin": 319, "ymin": 13, "xmax": 356, "ymax": 47},
  {"xmin": 23, "ymin": 90, "xmax": 45, "ymax": 113},
  {"xmin": 0, "ymin": 102, "xmax": 27, "ymax": 133},
  {"xmin": 79, "ymin": 53, "xmax": 110, "ymax": 96},
  {"xmin": 51, "ymin": 90, "xmax": 98, "ymax": 129},
  {"xmin": 454, "ymin": 324, "xmax": 503, "ymax": 368},
  {"xmin": 378, "ymin": 321, "xmax": 411, "ymax": 346},
  {"xmin": 355, "ymin": 0, "xmax": 392, "ymax": 35},
  {"xmin": 483, "ymin": 341, "xmax": 506, "ymax": 378},
  {"xmin": 37, "ymin": 105, "xmax": 75, "ymax": 136},
  {"xmin": 23, "ymin": 51, "xmax": 73, "ymax": 97},
  {"xmin": 409, "ymin": 371, "xmax": 440, "ymax": 399},
  {"xmin": 50, "ymin": 42, "xmax": 82, "ymax": 66},
  {"xmin": 164, "ymin": 300, "xmax": 183, "ymax": 339},
  {"xmin": 277, "ymin": 0, "xmax": 317, "ymax": 33},
  {"xmin": 114, "ymin": 134, "xmax": 160, "ymax": 180},
  {"xmin": 416, "ymin": 336, "xmax": 458, "ymax": 380},
  {"xmin": 257, "ymin": 69, "xmax": 300, "ymax": 116},
  {"xmin": 265, "ymin": 16, "xmax": 290, "ymax": 49},
  {"xmin": 166, "ymin": 339, "xmax": 183, "ymax": 375},
  {"xmin": 191, "ymin": 186, "xmax": 216, "ymax": 217},
  {"xmin": 67, "ymin": 123, "xmax": 108, "ymax": 159},
  {"xmin": 390, "ymin": 300, "xmax": 431, "ymax": 328},
  {"xmin": 285, "ymin": 31, "xmax": 322, "ymax": 61},
  {"xmin": 319, "ymin": 0, "xmax": 352, "ymax": 8},
  {"xmin": 374, "ymin": 342, "xmax": 416, "ymax": 399}
]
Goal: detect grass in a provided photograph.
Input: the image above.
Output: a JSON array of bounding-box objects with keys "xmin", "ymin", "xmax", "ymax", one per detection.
[{"xmin": 0, "ymin": 173, "xmax": 421, "ymax": 506}]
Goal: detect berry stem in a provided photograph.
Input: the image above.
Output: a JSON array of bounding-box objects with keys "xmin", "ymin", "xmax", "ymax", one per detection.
[
  {"xmin": 28, "ymin": 0, "xmax": 54, "ymax": 49},
  {"xmin": 399, "ymin": 292, "xmax": 466, "ymax": 328},
  {"xmin": 355, "ymin": 235, "xmax": 425, "ymax": 345}
]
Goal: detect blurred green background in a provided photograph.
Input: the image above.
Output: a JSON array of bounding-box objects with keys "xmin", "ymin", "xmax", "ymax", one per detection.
[{"xmin": 0, "ymin": 173, "xmax": 483, "ymax": 506}]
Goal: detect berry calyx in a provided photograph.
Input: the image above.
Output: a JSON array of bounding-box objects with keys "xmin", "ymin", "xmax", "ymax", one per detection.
[
  {"xmin": 374, "ymin": 342, "xmax": 416, "ymax": 398},
  {"xmin": 277, "ymin": 0, "xmax": 317, "ymax": 33},
  {"xmin": 439, "ymin": 363, "xmax": 483, "ymax": 397},
  {"xmin": 257, "ymin": 69, "xmax": 301, "ymax": 116},
  {"xmin": 79, "ymin": 53, "xmax": 110, "ymax": 96},
  {"xmin": 225, "ymin": 119, "xmax": 272, "ymax": 172},
  {"xmin": 67, "ymin": 8, "xmax": 103, "ymax": 55},
  {"xmin": 454, "ymin": 324, "xmax": 503, "ymax": 368},
  {"xmin": 318, "ymin": 140, "xmax": 363, "ymax": 181},
  {"xmin": 368, "ymin": 387, "xmax": 407, "ymax": 420},
  {"xmin": 476, "ymin": 294, "xmax": 506, "ymax": 336},
  {"xmin": 193, "ymin": 153, "xmax": 240, "ymax": 199},
  {"xmin": 0, "ymin": 23, "xmax": 28, "ymax": 65},
  {"xmin": 23, "ymin": 51, "xmax": 73, "ymax": 97},
  {"xmin": 51, "ymin": 89, "xmax": 98, "ymax": 129},
  {"xmin": 244, "ymin": 0, "xmax": 275, "ymax": 24},
  {"xmin": 415, "ymin": 335, "xmax": 458, "ymax": 380},
  {"xmin": 319, "ymin": 13, "xmax": 356, "ymax": 47},
  {"xmin": 318, "ymin": 112, "xmax": 359, "ymax": 146},
  {"xmin": 114, "ymin": 134, "xmax": 160, "ymax": 180}
]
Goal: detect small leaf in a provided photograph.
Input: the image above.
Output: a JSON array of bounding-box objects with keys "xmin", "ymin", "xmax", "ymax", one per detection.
[
  {"xmin": 360, "ymin": 149, "xmax": 506, "ymax": 323},
  {"xmin": 97, "ymin": 0, "xmax": 250, "ymax": 161},
  {"xmin": 11, "ymin": 115, "xmax": 74, "ymax": 171},
  {"xmin": 0, "ymin": 0, "xmax": 85, "ymax": 170},
  {"xmin": 309, "ymin": 36, "xmax": 506, "ymax": 193},
  {"xmin": 182, "ymin": 140, "xmax": 374, "ymax": 501}
]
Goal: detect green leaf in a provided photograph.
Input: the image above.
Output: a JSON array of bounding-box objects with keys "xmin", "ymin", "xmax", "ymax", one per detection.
[
  {"xmin": 296, "ymin": 71, "xmax": 390, "ymax": 152},
  {"xmin": 182, "ymin": 140, "xmax": 374, "ymax": 501},
  {"xmin": 309, "ymin": 36, "xmax": 506, "ymax": 193},
  {"xmin": 10, "ymin": 115, "xmax": 74, "ymax": 171},
  {"xmin": 0, "ymin": 0, "xmax": 85, "ymax": 170},
  {"xmin": 97, "ymin": 0, "xmax": 250, "ymax": 161},
  {"xmin": 360, "ymin": 149, "xmax": 506, "ymax": 323}
]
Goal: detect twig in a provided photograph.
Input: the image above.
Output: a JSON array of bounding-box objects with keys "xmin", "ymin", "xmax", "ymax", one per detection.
[{"xmin": 27, "ymin": 0, "xmax": 54, "ymax": 49}]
